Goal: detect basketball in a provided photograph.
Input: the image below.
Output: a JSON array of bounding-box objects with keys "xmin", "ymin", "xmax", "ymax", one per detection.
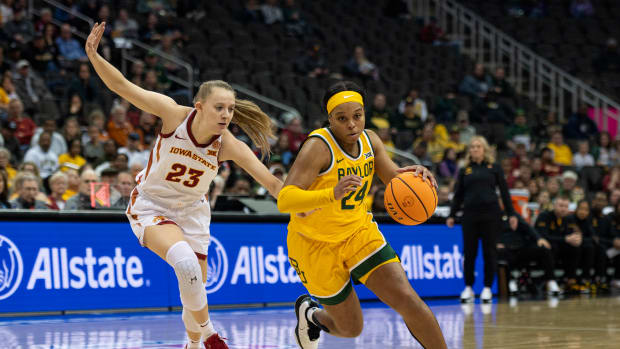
[{"xmin": 384, "ymin": 172, "xmax": 438, "ymax": 225}]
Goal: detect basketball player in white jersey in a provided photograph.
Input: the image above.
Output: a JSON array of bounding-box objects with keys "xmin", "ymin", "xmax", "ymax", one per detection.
[{"xmin": 86, "ymin": 23, "xmax": 282, "ymax": 349}]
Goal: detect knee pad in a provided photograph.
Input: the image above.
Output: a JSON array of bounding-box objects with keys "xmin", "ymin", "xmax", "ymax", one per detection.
[
  {"xmin": 182, "ymin": 307, "xmax": 201, "ymax": 333},
  {"xmin": 167, "ymin": 241, "xmax": 207, "ymax": 311}
]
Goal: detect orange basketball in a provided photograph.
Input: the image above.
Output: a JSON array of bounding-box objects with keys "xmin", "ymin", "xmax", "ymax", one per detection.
[{"xmin": 384, "ymin": 172, "xmax": 438, "ymax": 225}]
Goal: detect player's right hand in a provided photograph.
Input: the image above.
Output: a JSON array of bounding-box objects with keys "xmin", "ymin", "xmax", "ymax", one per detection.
[
  {"xmin": 446, "ymin": 217, "xmax": 455, "ymax": 228},
  {"xmin": 86, "ymin": 22, "xmax": 106, "ymax": 58},
  {"xmin": 333, "ymin": 175, "xmax": 362, "ymax": 200}
]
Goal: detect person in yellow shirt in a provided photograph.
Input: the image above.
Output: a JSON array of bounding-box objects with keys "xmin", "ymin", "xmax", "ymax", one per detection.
[
  {"xmin": 547, "ymin": 131, "xmax": 573, "ymax": 166},
  {"xmin": 413, "ymin": 124, "xmax": 445, "ymax": 164},
  {"xmin": 277, "ymin": 81, "xmax": 447, "ymax": 349},
  {"xmin": 58, "ymin": 139, "xmax": 86, "ymax": 171},
  {"xmin": 444, "ymin": 125, "xmax": 466, "ymax": 153}
]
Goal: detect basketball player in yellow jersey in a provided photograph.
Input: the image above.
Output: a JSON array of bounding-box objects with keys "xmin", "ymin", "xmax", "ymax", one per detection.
[{"xmin": 278, "ymin": 81, "xmax": 447, "ymax": 349}]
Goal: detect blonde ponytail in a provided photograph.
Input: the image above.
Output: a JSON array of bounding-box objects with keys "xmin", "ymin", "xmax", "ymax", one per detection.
[
  {"xmin": 194, "ymin": 80, "xmax": 275, "ymax": 159},
  {"xmin": 233, "ymin": 98, "xmax": 275, "ymax": 159}
]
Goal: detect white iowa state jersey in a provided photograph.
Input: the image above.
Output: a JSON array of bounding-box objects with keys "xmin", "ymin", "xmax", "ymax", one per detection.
[{"xmin": 135, "ymin": 109, "xmax": 220, "ymax": 208}]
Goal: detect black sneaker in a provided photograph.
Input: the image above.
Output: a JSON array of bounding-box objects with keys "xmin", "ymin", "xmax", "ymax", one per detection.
[{"xmin": 294, "ymin": 294, "xmax": 321, "ymax": 349}]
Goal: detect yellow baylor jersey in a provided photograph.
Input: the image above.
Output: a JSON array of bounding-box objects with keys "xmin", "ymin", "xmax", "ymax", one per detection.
[{"xmin": 288, "ymin": 127, "xmax": 375, "ymax": 242}]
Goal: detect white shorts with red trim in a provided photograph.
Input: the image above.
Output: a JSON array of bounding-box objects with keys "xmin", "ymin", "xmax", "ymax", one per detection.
[{"xmin": 126, "ymin": 189, "xmax": 211, "ymax": 255}]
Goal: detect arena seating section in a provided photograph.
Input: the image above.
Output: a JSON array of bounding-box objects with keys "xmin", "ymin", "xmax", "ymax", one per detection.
[{"xmin": 460, "ymin": 0, "xmax": 620, "ymax": 101}]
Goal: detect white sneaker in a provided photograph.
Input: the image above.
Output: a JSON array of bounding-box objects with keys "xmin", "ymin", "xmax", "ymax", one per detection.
[
  {"xmin": 547, "ymin": 280, "xmax": 561, "ymax": 296},
  {"xmin": 611, "ymin": 279, "xmax": 620, "ymax": 289},
  {"xmin": 294, "ymin": 295, "xmax": 321, "ymax": 349},
  {"xmin": 480, "ymin": 287, "xmax": 493, "ymax": 303},
  {"xmin": 508, "ymin": 280, "xmax": 518, "ymax": 295},
  {"xmin": 460, "ymin": 286, "xmax": 474, "ymax": 303}
]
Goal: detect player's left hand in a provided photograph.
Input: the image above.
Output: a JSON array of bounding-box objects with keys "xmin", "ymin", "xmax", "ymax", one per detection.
[
  {"xmin": 509, "ymin": 215, "xmax": 518, "ymax": 230},
  {"xmin": 397, "ymin": 165, "xmax": 438, "ymax": 188}
]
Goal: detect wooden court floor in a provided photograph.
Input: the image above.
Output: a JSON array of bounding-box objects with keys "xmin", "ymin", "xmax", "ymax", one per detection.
[
  {"xmin": 0, "ymin": 296, "xmax": 618, "ymax": 348},
  {"xmin": 457, "ymin": 296, "xmax": 620, "ymax": 348}
]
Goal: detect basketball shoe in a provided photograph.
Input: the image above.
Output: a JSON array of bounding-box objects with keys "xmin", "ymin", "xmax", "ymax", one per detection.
[
  {"xmin": 294, "ymin": 294, "xmax": 321, "ymax": 349},
  {"xmin": 546, "ymin": 280, "xmax": 560, "ymax": 296},
  {"xmin": 480, "ymin": 287, "xmax": 492, "ymax": 303},
  {"xmin": 203, "ymin": 333, "xmax": 228, "ymax": 349},
  {"xmin": 460, "ymin": 286, "xmax": 474, "ymax": 303}
]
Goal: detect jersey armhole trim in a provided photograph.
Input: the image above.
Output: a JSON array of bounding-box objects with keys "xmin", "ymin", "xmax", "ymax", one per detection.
[
  {"xmin": 160, "ymin": 130, "xmax": 175, "ymax": 138},
  {"xmin": 308, "ymin": 134, "xmax": 334, "ymax": 176},
  {"xmin": 363, "ymin": 130, "xmax": 375, "ymax": 157}
]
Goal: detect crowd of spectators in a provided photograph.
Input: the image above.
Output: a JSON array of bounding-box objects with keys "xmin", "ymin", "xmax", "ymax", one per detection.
[{"xmin": 0, "ymin": 0, "xmax": 616, "ymax": 294}]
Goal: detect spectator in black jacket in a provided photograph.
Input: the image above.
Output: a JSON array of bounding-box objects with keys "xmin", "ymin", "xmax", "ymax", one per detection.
[
  {"xmin": 563, "ymin": 105, "xmax": 599, "ymax": 142},
  {"xmin": 491, "ymin": 67, "xmax": 515, "ymax": 99},
  {"xmin": 497, "ymin": 212, "xmax": 559, "ymax": 296},
  {"xmin": 447, "ymin": 135, "xmax": 517, "ymax": 303},
  {"xmin": 536, "ymin": 196, "xmax": 588, "ymax": 293},
  {"xmin": 67, "ymin": 63, "xmax": 100, "ymax": 107},
  {"xmin": 603, "ymin": 198, "xmax": 620, "ymax": 289},
  {"xmin": 566, "ymin": 200, "xmax": 596, "ymax": 292},
  {"xmin": 591, "ymin": 191, "xmax": 615, "ymax": 291}
]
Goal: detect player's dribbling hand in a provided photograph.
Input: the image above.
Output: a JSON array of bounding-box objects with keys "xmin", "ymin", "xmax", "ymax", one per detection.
[
  {"xmin": 397, "ymin": 165, "xmax": 438, "ymax": 188},
  {"xmin": 333, "ymin": 175, "xmax": 362, "ymax": 200},
  {"xmin": 85, "ymin": 22, "xmax": 106, "ymax": 58}
]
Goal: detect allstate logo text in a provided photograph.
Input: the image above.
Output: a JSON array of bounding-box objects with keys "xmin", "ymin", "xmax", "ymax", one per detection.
[
  {"xmin": 0, "ymin": 234, "xmax": 24, "ymax": 300},
  {"xmin": 205, "ymin": 236, "xmax": 228, "ymax": 294}
]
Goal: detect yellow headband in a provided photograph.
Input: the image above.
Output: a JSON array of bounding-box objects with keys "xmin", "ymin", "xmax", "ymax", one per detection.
[{"xmin": 326, "ymin": 91, "xmax": 364, "ymax": 114}]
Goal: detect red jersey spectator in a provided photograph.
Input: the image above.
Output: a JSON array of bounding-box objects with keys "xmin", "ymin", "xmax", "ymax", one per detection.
[
  {"xmin": 420, "ymin": 17, "xmax": 446, "ymax": 43},
  {"xmin": 281, "ymin": 116, "xmax": 306, "ymax": 152},
  {"xmin": 7, "ymin": 99, "xmax": 36, "ymax": 146},
  {"xmin": 107, "ymin": 104, "xmax": 134, "ymax": 147}
]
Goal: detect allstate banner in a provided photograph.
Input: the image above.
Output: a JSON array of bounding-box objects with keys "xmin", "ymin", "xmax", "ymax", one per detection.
[{"xmin": 0, "ymin": 221, "xmax": 489, "ymax": 313}]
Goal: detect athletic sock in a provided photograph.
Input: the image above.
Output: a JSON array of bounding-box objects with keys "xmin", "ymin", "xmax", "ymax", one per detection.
[
  {"xmin": 305, "ymin": 307, "xmax": 318, "ymax": 324},
  {"xmin": 306, "ymin": 307, "xmax": 330, "ymax": 333},
  {"xmin": 198, "ymin": 319, "xmax": 216, "ymax": 339},
  {"xmin": 187, "ymin": 338, "xmax": 201, "ymax": 349}
]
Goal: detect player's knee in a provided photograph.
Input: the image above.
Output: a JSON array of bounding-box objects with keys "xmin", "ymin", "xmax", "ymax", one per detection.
[
  {"xmin": 167, "ymin": 241, "xmax": 206, "ymax": 311},
  {"xmin": 338, "ymin": 320, "xmax": 363, "ymax": 338}
]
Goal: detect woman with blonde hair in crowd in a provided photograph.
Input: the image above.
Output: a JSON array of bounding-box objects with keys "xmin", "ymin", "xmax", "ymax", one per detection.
[
  {"xmin": 47, "ymin": 171, "xmax": 68, "ymax": 210},
  {"xmin": 447, "ymin": 135, "xmax": 517, "ymax": 303}
]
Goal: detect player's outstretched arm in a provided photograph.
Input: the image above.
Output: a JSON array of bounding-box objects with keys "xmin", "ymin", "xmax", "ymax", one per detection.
[
  {"xmin": 85, "ymin": 22, "xmax": 187, "ymax": 125},
  {"xmin": 219, "ymin": 130, "xmax": 282, "ymax": 198},
  {"xmin": 277, "ymin": 138, "xmax": 360, "ymax": 213},
  {"xmin": 366, "ymin": 130, "xmax": 437, "ymax": 188}
]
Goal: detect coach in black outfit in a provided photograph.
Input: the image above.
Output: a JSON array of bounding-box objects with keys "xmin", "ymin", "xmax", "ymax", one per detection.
[
  {"xmin": 497, "ymin": 212, "xmax": 560, "ymax": 296},
  {"xmin": 447, "ymin": 136, "xmax": 517, "ymax": 303}
]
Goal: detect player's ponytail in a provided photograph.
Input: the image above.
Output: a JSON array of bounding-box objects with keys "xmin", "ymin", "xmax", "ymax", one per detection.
[
  {"xmin": 194, "ymin": 80, "xmax": 274, "ymax": 159},
  {"xmin": 232, "ymin": 98, "xmax": 275, "ymax": 160}
]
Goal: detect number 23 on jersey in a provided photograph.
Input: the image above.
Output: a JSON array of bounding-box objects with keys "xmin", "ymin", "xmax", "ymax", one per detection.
[{"xmin": 165, "ymin": 163, "xmax": 204, "ymax": 188}]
